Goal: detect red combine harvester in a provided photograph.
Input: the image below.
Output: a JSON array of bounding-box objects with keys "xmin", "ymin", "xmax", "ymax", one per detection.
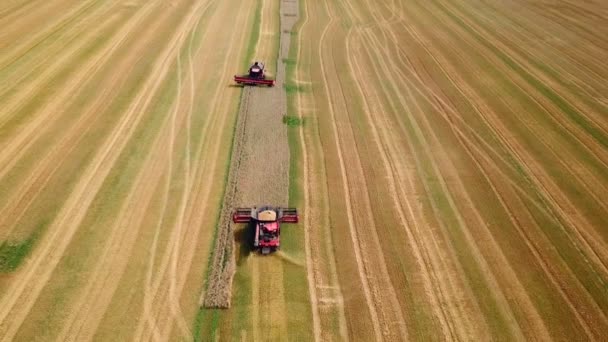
[
  {"xmin": 234, "ymin": 61, "xmax": 275, "ymax": 86},
  {"xmin": 233, "ymin": 206, "xmax": 298, "ymax": 254}
]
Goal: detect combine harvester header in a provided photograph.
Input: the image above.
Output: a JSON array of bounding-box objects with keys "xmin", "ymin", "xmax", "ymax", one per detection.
[
  {"xmin": 233, "ymin": 206, "xmax": 298, "ymax": 254},
  {"xmin": 234, "ymin": 61, "xmax": 275, "ymax": 86}
]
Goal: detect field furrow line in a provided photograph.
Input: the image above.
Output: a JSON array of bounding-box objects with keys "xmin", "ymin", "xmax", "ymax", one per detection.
[
  {"xmin": 391, "ymin": 5, "xmax": 608, "ymax": 281},
  {"xmin": 319, "ymin": 1, "xmax": 410, "ymax": 339},
  {"xmin": 409, "ymin": 0, "xmax": 608, "ymax": 281},
  {"xmin": 359, "ymin": 31, "xmax": 491, "ymax": 340},
  {"xmin": 317, "ymin": 18, "xmax": 383, "ymax": 341},
  {"xmin": 137, "ymin": 1, "xmax": 253, "ymax": 338},
  {"xmin": 138, "ymin": 3, "xmax": 216, "ymax": 336},
  {"xmin": 59, "ymin": 4, "xmax": 206, "ymax": 335},
  {"xmin": 0, "ymin": 0, "xmax": 101, "ymax": 71},
  {"xmin": 0, "ymin": 0, "xmax": 201, "ymax": 337},
  {"xmin": 432, "ymin": 0, "xmax": 608, "ymax": 156},
  {"xmin": 0, "ymin": 1, "xmax": 164, "ymax": 196},
  {"xmin": 370, "ymin": 17, "xmax": 608, "ymax": 336},
  {"xmin": 0, "ymin": 1, "xmax": 118, "ymax": 98},
  {"xmin": 0, "ymin": 7, "xmax": 121, "ymax": 165},
  {"xmin": 295, "ymin": 0, "xmax": 331, "ymax": 340},
  {"xmin": 346, "ymin": 31, "xmax": 452, "ymax": 340},
  {"xmin": 56, "ymin": 100, "xmax": 173, "ymax": 342},
  {"xmin": 470, "ymin": 2, "xmax": 608, "ymax": 101}
]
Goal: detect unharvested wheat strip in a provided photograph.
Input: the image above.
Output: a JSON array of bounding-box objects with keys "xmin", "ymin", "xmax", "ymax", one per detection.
[{"xmin": 0, "ymin": 1, "xmax": 205, "ymax": 337}]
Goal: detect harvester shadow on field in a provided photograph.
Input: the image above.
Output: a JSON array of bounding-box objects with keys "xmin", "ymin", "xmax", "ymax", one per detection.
[{"xmin": 234, "ymin": 222, "xmax": 254, "ymax": 265}]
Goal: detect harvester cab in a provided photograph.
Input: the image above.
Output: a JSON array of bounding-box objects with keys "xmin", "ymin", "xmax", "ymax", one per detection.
[
  {"xmin": 232, "ymin": 206, "xmax": 298, "ymax": 254},
  {"xmin": 234, "ymin": 61, "xmax": 275, "ymax": 87},
  {"xmin": 248, "ymin": 62, "xmax": 263, "ymax": 77}
]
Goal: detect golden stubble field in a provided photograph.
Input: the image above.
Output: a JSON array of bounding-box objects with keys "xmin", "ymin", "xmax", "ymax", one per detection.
[
  {"xmin": 0, "ymin": 0, "xmax": 256, "ymax": 340},
  {"xmin": 293, "ymin": 0, "xmax": 608, "ymax": 340},
  {"xmin": 1, "ymin": 0, "xmax": 607, "ymax": 341}
]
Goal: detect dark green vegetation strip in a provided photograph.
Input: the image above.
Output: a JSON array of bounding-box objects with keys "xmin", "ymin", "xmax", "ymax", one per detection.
[{"xmin": 0, "ymin": 235, "xmax": 36, "ymax": 272}]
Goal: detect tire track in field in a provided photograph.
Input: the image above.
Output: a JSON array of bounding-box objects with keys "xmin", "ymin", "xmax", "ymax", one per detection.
[
  {"xmin": 0, "ymin": 11, "xmax": 127, "ymax": 241},
  {"xmin": 340, "ymin": 2, "xmax": 465, "ymax": 338},
  {"xmin": 343, "ymin": 5, "xmax": 487, "ymax": 338},
  {"xmin": 356, "ymin": 31, "xmax": 492, "ymax": 339},
  {"xmin": 346, "ymin": 30, "xmax": 456, "ymax": 340},
  {"xmin": 349, "ymin": 0, "xmax": 492, "ymax": 338},
  {"xmin": 341, "ymin": 1, "xmax": 470, "ymax": 338},
  {"xmin": 0, "ymin": 0, "xmax": 100, "ymax": 70},
  {"xmin": 374, "ymin": 17, "xmax": 564, "ymax": 338},
  {"xmin": 56, "ymin": 3, "xmax": 200, "ymax": 336},
  {"xmin": 56, "ymin": 101, "xmax": 173, "ymax": 342},
  {"xmin": 0, "ymin": 0, "xmax": 201, "ymax": 337},
  {"xmin": 136, "ymin": 1, "xmax": 253, "ymax": 338},
  {"xmin": 294, "ymin": 0, "xmax": 336, "ymax": 340},
  {"xmin": 370, "ymin": 8, "xmax": 608, "ymax": 336},
  {"xmin": 382, "ymin": 18, "xmax": 557, "ymax": 338},
  {"xmin": 316, "ymin": 14, "xmax": 381, "ymax": 342},
  {"xmin": 0, "ymin": 2, "xmax": 118, "ymax": 170},
  {"xmin": 138, "ymin": 5, "xmax": 213, "ymax": 338},
  {"xmin": 356, "ymin": 12, "xmax": 540, "ymax": 336},
  {"xmin": 423, "ymin": 1, "xmax": 608, "ymax": 283},
  {"xmin": 318, "ymin": 1, "xmax": 410, "ymax": 339},
  {"xmin": 360, "ymin": 22, "xmax": 584, "ymax": 340},
  {"xmin": 434, "ymin": 1, "xmax": 608, "ymax": 168}
]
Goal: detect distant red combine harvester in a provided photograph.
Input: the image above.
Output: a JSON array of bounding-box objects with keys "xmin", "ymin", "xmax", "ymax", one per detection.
[
  {"xmin": 234, "ymin": 61, "xmax": 275, "ymax": 87},
  {"xmin": 232, "ymin": 206, "xmax": 298, "ymax": 254}
]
